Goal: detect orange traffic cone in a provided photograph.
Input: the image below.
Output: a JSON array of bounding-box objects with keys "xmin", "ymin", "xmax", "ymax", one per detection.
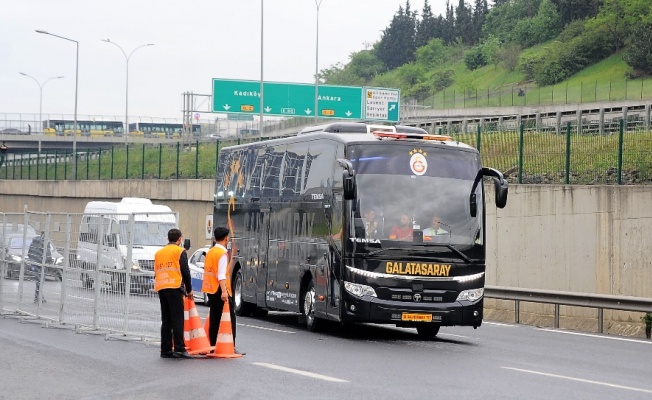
[
  {"xmin": 183, "ymin": 297, "xmax": 214, "ymax": 355},
  {"xmin": 207, "ymin": 300, "xmax": 242, "ymax": 358}
]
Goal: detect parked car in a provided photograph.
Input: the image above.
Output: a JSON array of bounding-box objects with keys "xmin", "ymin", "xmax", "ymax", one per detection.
[
  {"xmin": 1, "ymin": 233, "xmax": 63, "ymax": 280},
  {"xmin": 189, "ymin": 246, "xmax": 211, "ymax": 305}
]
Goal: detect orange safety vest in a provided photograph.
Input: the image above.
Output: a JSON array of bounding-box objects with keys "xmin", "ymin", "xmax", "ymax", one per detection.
[
  {"xmin": 154, "ymin": 244, "xmax": 184, "ymax": 292},
  {"xmin": 201, "ymin": 245, "xmax": 231, "ymax": 295}
]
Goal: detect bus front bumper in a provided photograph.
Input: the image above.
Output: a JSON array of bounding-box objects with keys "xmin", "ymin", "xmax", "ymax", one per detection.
[{"xmin": 341, "ymin": 293, "xmax": 484, "ymax": 327}]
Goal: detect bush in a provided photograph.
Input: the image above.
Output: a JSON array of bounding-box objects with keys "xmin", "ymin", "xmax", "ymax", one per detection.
[
  {"xmin": 432, "ymin": 70, "xmax": 455, "ymax": 91},
  {"xmin": 464, "ymin": 46, "xmax": 487, "ymax": 71}
]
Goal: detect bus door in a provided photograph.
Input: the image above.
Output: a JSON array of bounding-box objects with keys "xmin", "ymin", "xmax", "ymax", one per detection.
[
  {"xmin": 257, "ymin": 207, "xmax": 271, "ymax": 309},
  {"xmin": 264, "ymin": 208, "xmax": 291, "ymax": 310},
  {"xmin": 327, "ymin": 193, "xmax": 343, "ymax": 319}
]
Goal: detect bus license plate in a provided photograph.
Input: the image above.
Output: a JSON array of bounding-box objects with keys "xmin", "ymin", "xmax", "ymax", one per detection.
[{"xmin": 401, "ymin": 313, "xmax": 432, "ymax": 322}]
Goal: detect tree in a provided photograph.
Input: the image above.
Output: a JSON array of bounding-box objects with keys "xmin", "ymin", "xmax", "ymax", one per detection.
[
  {"xmin": 624, "ymin": 21, "xmax": 652, "ymax": 75},
  {"xmin": 377, "ymin": 1, "xmax": 418, "ymax": 70},
  {"xmin": 472, "ymin": 0, "xmax": 490, "ymax": 43},
  {"xmin": 416, "ymin": 0, "xmax": 438, "ymax": 48},
  {"xmin": 550, "ymin": 0, "xmax": 601, "ymax": 25},
  {"xmin": 416, "ymin": 38, "xmax": 450, "ymax": 69},
  {"xmin": 347, "ymin": 50, "xmax": 385, "ymax": 81},
  {"xmin": 455, "ymin": 0, "xmax": 473, "ymax": 45},
  {"xmin": 444, "ymin": 1, "xmax": 456, "ymax": 45},
  {"xmin": 481, "ymin": 35, "xmax": 501, "ymax": 70},
  {"xmin": 513, "ymin": 0, "xmax": 562, "ymax": 48}
]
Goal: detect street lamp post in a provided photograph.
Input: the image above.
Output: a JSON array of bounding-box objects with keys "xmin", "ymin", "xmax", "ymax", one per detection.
[
  {"xmin": 19, "ymin": 73, "xmax": 64, "ymax": 134},
  {"xmin": 102, "ymin": 39, "xmax": 154, "ymax": 144},
  {"xmin": 259, "ymin": 0, "xmax": 264, "ymax": 141},
  {"xmin": 35, "ymin": 29, "xmax": 79, "ymax": 178},
  {"xmin": 314, "ymin": 0, "xmax": 323, "ymax": 123}
]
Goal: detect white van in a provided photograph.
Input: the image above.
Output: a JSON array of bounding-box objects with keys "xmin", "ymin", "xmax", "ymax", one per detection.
[{"xmin": 76, "ymin": 197, "xmax": 177, "ymax": 293}]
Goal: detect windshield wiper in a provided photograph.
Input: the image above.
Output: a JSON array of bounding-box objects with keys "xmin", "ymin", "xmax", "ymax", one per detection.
[{"xmin": 365, "ymin": 244, "xmax": 473, "ymax": 263}]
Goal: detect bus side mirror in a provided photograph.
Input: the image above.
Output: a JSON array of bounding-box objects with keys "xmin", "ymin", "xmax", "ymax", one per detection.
[
  {"xmin": 494, "ymin": 178, "xmax": 508, "ymax": 209},
  {"xmin": 482, "ymin": 167, "xmax": 508, "ymax": 209},
  {"xmin": 337, "ymin": 158, "xmax": 357, "ymax": 201},
  {"xmin": 342, "ymin": 172, "xmax": 356, "ymax": 201},
  {"xmin": 183, "ymin": 238, "xmax": 191, "ymax": 251}
]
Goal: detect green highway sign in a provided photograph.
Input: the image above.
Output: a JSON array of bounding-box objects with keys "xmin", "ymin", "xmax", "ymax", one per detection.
[
  {"xmin": 212, "ymin": 78, "xmax": 398, "ymax": 122},
  {"xmin": 364, "ymin": 87, "xmax": 400, "ymax": 122}
]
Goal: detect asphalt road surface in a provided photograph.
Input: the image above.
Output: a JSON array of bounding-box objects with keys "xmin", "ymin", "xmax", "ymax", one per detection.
[{"xmin": 2, "ymin": 304, "xmax": 652, "ymax": 400}]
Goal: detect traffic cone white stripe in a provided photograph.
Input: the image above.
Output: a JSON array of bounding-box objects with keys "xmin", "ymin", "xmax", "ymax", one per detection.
[
  {"xmin": 188, "ymin": 307, "xmax": 199, "ymax": 318},
  {"xmin": 216, "ymin": 332, "xmax": 232, "ymax": 343},
  {"xmin": 184, "ymin": 310, "xmax": 189, "ymax": 320},
  {"xmin": 221, "ymin": 313, "xmax": 231, "ymax": 322}
]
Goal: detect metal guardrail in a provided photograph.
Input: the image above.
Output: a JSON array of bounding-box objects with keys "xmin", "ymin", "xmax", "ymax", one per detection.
[{"xmin": 484, "ymin": 285, "xmax": 652, "ymax": 333}]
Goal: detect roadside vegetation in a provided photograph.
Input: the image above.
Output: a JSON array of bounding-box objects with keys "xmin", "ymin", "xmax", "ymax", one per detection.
[{"xmin": 320, "ymin": 0, "xmax": 652, "ymax": 108}]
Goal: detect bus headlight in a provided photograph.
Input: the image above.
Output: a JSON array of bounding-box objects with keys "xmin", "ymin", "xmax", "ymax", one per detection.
[
  {"xmin": 344, "ymin": 281, "xmax": 377, "ymax": 298},
  {"xmin": 9, "ymin": 254, "xmax": 22, "ymax": 263},
  {"xmin": 456, "ymin": 288, "xmax": 484, "ymax": 302}
]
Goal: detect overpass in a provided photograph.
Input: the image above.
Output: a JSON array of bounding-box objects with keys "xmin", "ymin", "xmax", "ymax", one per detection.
[{"xmin": 4, "ymin": 99, "xmax": 652, "ymax": 154}]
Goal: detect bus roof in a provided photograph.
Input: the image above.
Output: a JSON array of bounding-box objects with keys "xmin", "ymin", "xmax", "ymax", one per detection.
[{"xmin": 227, "ymin": 122, "xmax": 475, "ymax": 151}]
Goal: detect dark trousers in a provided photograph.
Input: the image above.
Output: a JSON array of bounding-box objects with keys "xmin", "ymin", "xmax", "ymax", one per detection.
[
  {"xmin": 207, "ymin": 288, "xmax": 236, "ymax": 347},
  {"xmin": 158, "ymin": 288, "xmax": 186, "ymax": 353}
]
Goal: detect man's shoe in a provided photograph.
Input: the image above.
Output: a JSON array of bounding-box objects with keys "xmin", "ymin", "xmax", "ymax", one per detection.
[
  {"xmin": 160, "ymin": 351, "xmax": 174, "ymax": 359},
  {"xmin": 234, "ymin": 349, "xmax": 246, "ymax": 356},
  {"xmin": 172, "ymin": 351, "xmax": 195, "ymax": 359}
]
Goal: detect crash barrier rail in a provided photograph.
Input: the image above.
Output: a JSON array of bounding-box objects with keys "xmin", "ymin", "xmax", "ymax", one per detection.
[
  {"xmin": 484, "ymin": 285, "xmax": 652, "ymax": 334},
  {"xmin": 0, "ymin": 211, "xmax": 178, "ymax": 341},
  {"xmin": 2, "ymin": 120, "xmax": 652, "ymax": 185}
]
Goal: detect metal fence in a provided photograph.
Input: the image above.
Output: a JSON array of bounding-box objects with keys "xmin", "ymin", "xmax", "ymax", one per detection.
[
  {"xmin": 431, "ymin": 78, "xmax": 652, "ymax": 109},
  {"xmin": 2, "ymin": 120, "xmax": 652, "ymax": 185},
  {"xmin": 0, "ymin": 211, "xmax": 178, "ymax": 341}
]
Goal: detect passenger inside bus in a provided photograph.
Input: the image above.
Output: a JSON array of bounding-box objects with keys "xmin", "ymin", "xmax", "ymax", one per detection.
[
  {"xmin": 423, "ymin": 215, "xmax": 449, "ymax": 238},
  {"xmin": 389, "ymin": 213, "xmax": 413, "ymax": 240},
  {"xmin": 363, "ymin": 209, "xmax": 380, "ymax": 239}
]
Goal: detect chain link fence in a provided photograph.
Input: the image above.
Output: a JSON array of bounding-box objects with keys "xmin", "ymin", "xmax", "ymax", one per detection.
[
  {"xmin": 1, "ymin": 211, "xmax": 179, "ymax": 341},
  {"xmin": 2, "ymin": 120, "xmax": 652, "ymax": 185}
]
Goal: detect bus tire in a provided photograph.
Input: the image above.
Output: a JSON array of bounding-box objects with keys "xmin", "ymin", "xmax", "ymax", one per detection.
[
  {"xmin": 233, "ymin": 269, "xmax": 253, "ymax": 316},
  {"xmin": 302, "ymin": 279, "xmax": 320, "ymax": 332},
  {"xmin": 416, "ymin": 324, "xmax": 440, "ymax": 339}
]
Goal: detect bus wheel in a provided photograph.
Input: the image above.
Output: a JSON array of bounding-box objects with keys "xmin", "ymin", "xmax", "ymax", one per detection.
[
  {"xmin": 302, "ymin": 279, "xmax": 320, "ymax": 332},
  {"xmin": 233, "ymin": 269, "xmax": 252, "ymax": 316},
  {"xmin": 416, "ymin": 324, "xmax": 440, "ymax": 339}
]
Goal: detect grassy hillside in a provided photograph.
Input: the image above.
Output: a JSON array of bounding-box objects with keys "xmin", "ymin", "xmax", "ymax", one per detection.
[{"xmin": 421, "ymin": 52, "xmax": 652, "ymax": 109}]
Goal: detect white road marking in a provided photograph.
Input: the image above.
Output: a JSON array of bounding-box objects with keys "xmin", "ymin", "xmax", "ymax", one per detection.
[
  {"xmin": 536, "ymin": 328, "xmax": 652, "ymax": 344},
  {"xmin": 238, "ymin": 323, "xmax": 296, "ymax": 334},
  {"xmin": 502, "ymin": 367, "xmax": 652, "ymax": 394},
  {"xmin": 253, "ymin": 362, "xmax": 349, "ymax": 383},
  {"xmin": 483, "ymin": 321, "xmax": 515, "ymax": 327},
  {"xmin": 438, "ymin": 333, "xmax": 469, "ymax": 339}
]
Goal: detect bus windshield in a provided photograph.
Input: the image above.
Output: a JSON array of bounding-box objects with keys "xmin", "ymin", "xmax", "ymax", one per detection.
[{"xmin": 348, "ymin": 143, "xmax": 483, "ymax": 249}]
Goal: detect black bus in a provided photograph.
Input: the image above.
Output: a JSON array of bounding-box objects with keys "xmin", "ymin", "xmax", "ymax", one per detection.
[{"xmin": 213, "ymin": 122, "xmax": 508, "ymax": 337}]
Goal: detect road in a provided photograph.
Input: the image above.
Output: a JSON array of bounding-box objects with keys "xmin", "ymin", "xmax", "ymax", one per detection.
[{"xmin": 2, "ymin": 296, "xmax": 652, "ymax": 400}]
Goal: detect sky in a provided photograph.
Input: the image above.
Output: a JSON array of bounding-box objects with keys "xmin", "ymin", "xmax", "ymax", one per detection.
[{"xmin": 1, "ymin": 0, "xmax": 447, "ymax": 125}]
